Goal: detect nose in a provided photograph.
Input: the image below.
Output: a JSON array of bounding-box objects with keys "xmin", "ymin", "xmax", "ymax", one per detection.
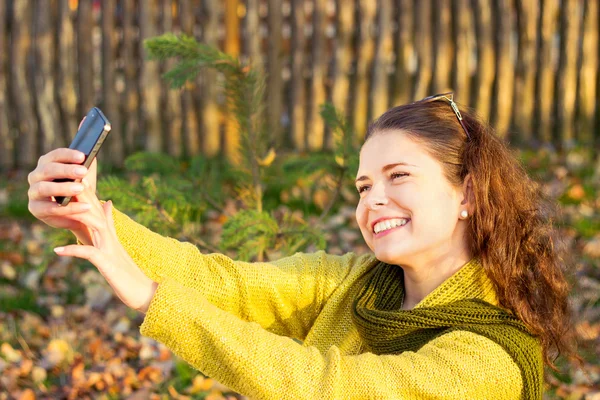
[{"xmin": 365, "ymin": 182, "xmax": 388, "ymax": 210}]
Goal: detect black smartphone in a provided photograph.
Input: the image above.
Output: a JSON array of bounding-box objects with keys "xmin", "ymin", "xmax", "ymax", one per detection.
[{"xmin": 54, "ymin": 107, "xmax": 111, "ymax": 206}]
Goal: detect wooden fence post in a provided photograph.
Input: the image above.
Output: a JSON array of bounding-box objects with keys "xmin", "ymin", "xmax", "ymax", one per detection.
[
  {"xmin": 512, "ymin": 0, "xmax": 538, "ymax": 145},
  {"xmin": 329, "ymin": 0, "xmax": 354, "ymax": 147},
  {"xmin": 576, "ymin": 0, "xmax": 598, "ymax": 147},
  {"xmin": 161, "ymin": 0, "xmax": 183, "ymax": 158},
  {"xmin": 290, "ymin": 0, "xmax": 306, "ymax": 151},
  {"xmin": 413, "ymin": 0, "xmax": 432, "ymax": 101},
  {"xmin": 76, "ymin": 0, "xmax": 94, "ymax": 118},
  {"xmin": 224, "ymin": 0, "xmax": 241, "ymax": 163},
  {"xmin": 179, "ymin": 0, "xmax": 201, "ymax": 158},
  {"xmin": 56, "ymin": 0, "xmax": 78, "ymax": 147},
  {"xmin": 121, "ymin": 0, "xmax": 140, "ymax": 154},
  {"xmin": 244, "ymin": 0, "xmax": 261, "ymax": 69},
  {"xmin": 535, "ymin": 0, "xmax": 558, "ymax": 146},
  {"xmin": 101, "ymin": 0, "xmax": 124, "ymax": 166},
  {"xmin": 493, "ymin": 0, "xmax": 514, "ymax": 139},
  {"xmin": 11, "ymin": 0, "xmax": 38, "ymax": 168},
  {"xmin": 472, "ymin": 0, "xmax": 495, "ymax": 123},
  {"xmin": 432, "ymin": 0, "xmax": 452, "ymax": 95},
  {"xmin": 139, "ymin": 0, "xmax": 163, "ymax": 154},
  {"xmin": 33, "ymin": 0, "xmax": 62, "ymax": 155},
  {"xmin": 452, "ymin": 0, "xmax": 472, "ymax": 107},
  {"xmin": 555, "ymin": 0, "xmax": 581, "ymax": 149},
  {"xmin": 370, "ymin": 0, "xmax": 393, "ymax": 120},
  {"xmin": 0, "ymin": 1, "xmax": 12, "ymax": 169},
  {"xmin": 353, "ymin": 0, "xmax": 377, "ymax": 139},
  {"xmin": 391, "ymin": 0, "xmax": 413, "ymax": 107},
  {"xmin": 201, "ymin": 0, "xmax": 221, "ymax": 157},
  {"xmin": 307, "ymin": 0, "xmax": 327, "ymax": 150},
  {"xmin": 268, "ymin": 0, "xmax": 284, "ymax": 148}
]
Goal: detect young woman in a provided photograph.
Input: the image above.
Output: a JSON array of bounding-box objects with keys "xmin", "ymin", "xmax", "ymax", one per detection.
[{"xmin": 27, "ymin": 93, "xmax": 578, "ymax": 399}]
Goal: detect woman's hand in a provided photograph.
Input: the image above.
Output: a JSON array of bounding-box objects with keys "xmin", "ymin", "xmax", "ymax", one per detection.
[
  {"xmin": 27, "ymin": 118, "xmax": 98, "ymax": 244},
  {"xmin": 27, "ymin": 149, "xmax": 98, "ymax": 242},
  {"xmin": 53, "ymin": 181, "xmax": 158, "ymax": 314}
]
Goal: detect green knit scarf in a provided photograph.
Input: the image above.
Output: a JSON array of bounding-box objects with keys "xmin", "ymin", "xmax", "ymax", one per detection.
[{"xmin": 351, "ymin": 262, "xmax": 544, "ymax": 400}]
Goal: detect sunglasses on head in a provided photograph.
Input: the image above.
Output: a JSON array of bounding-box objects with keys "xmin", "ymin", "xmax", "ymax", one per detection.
[{"xmin": 418, "ymin": 92, "xmax": 471, "ymax": 141}]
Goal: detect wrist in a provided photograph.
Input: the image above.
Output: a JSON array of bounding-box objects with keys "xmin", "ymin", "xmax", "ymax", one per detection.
[{"xmin": 139, "ymin": 280, "xmax": 159, "ymax": 314}]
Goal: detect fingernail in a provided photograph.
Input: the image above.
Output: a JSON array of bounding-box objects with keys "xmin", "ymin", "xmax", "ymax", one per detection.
[
  {"xmin": 75, "ymin": 166, "xmax": 87, "ymax": 176},
  {"xmin": 54, "ymin": 247, "xmax": 64, "ymax": 253}
]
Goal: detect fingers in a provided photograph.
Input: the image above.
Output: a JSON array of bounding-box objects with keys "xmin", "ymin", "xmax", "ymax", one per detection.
[
  {"xmin": 28, "ymin": 200, "xmax": 91, "ymax": 218},
  {"xmin": 54, "ymin": 244, "xmax": 102, "ymax": 266},
  {"xmin": 28, "ymin": 162, "xmax": 88, "ymax": 187},
  {"xmin": 37, "ymin": 148, "xmax": 85, "ymax": 169},
  {"xmin": 28, "ymin": 180, "xmax": 85, "ymax": 202}
]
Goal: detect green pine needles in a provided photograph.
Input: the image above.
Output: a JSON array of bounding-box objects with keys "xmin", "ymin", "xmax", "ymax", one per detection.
[{"xmin": 146, "ymin": 33, "xmax": 268, "ymax": 213}]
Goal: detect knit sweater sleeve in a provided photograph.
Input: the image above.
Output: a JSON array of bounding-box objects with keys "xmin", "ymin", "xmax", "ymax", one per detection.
[
  {"xmin": 141, "ymin": 278, "xmax": 524, "ymax": 400},
  {"xmin": 109, "ymin": 207, "xmax": 372, "ymax": 340}
]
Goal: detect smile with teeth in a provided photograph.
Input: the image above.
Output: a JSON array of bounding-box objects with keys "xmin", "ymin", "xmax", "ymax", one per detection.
[{"xmin": 373, "ymin": 218, "xmax": 409, "ymax": 234}]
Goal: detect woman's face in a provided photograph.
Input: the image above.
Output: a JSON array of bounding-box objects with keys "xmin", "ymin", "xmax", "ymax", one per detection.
[{"xmin": 355, "ymin": 131, "xmax": 469, "ymax": 267}]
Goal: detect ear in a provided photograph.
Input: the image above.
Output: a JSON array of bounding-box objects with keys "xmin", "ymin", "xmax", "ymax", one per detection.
[{"xmin": 460, "ymin": 173, "xmax": 475, "ymax": 214}]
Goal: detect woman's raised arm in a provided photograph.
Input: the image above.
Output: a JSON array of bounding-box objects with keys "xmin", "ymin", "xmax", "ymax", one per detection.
[{"xmin": 141, "ymin": 277, "xmax": 525, "ymax": 400}]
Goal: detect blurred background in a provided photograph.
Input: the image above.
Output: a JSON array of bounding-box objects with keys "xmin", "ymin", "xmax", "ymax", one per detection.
[
  {"xmin": 0, "ymin": 1, "xmax": 599, "ymax": 399},
  {"xmin": 0, "ymin": 0, "xmax": 598, "ymax": 169}
]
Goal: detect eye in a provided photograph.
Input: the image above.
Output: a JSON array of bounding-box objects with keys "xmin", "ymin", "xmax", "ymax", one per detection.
[
  {"xmin": 357, "ymin": 185, "xmax": 370, "ymax": 194},
  {"xmin": 391, "ymin": 172, "xmax": 409, "ymax": 179}
]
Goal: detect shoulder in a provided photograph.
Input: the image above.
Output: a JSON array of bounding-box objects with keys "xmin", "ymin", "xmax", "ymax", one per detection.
[{"xmin": 289, "ymin": 250, "xmax": 378, "ymax": 275}]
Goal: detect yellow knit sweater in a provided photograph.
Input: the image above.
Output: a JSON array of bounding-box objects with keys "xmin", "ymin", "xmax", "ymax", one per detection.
[{"xmin": 108, "ymin": 208, "xmax": 525, "ymax": 399}]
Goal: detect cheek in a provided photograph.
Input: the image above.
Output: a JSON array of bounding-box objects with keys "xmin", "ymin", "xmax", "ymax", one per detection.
[{"xmin": 416, "ymin": 192, "xmax": 457, "ymax": 232}]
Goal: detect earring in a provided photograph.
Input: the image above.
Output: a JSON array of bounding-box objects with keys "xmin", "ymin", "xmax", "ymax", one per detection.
[{"xmin": 460, "ymin": 210, "xmax": 468, "ymax": 219}]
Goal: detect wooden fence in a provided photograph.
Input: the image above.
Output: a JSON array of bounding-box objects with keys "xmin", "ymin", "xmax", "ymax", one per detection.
[{"xmin": 0, "ymin": 0, "xmax": 598, "ymax": 170}]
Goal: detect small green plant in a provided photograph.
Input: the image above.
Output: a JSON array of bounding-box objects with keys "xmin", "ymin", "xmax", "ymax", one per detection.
[{"xmin": 133, "ymin": 33, "xmax": 360, "ymax": 261}]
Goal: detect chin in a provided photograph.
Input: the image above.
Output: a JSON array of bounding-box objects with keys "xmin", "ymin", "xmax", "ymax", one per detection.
[{"xmin": 373, "ymin": 247, "xmax": 409, "ymax": 266}]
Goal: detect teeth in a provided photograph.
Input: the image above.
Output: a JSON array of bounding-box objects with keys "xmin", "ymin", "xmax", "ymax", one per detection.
[{"xmin": 373, "ymin": 218, "xmax": 409, "ymax": 234}]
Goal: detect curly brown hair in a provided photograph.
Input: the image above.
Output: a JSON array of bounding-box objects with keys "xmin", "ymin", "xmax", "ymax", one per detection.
[{"xmin": 365, "ymin": 99, "xmax": 580, "ymax": 370}]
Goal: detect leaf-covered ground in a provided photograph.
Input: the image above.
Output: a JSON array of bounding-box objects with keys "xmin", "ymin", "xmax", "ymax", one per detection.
[{"xmin": 0, "ymin": 148, "xmax": 599, "ymax": 399}]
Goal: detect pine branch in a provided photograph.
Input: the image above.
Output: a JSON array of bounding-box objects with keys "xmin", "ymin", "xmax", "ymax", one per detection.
[
  {"xmin": 141, "ymin": 35, "xmax": 360, "ymax": 261},
  {"xmin": 145, "ymin": 33, "xmax": 268, "ymax": 213}
]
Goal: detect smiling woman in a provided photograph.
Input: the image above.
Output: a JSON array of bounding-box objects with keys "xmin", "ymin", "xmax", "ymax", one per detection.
[
  {"xmin": 356, "ymin": 95, "xmax": 581, "ymax": 376},
  {"xmin": 27, "ymin": 94, "xmax": 580, "ymax": 400}
]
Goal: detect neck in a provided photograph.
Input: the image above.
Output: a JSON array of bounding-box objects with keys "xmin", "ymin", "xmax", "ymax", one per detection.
[{"xmin": 400, "ymin": 251, "xmax": 472, "ymax": 310}]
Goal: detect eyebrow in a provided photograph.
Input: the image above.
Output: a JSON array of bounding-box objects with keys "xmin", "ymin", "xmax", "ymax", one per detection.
[{"xmin": 355, "ymin": 162, "xmax": 417, "ymax": 184}]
